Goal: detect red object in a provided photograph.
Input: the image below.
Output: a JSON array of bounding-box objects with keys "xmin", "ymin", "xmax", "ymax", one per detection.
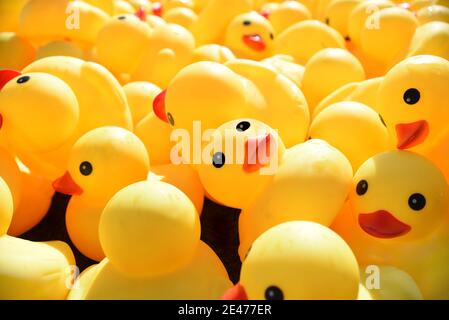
[
  {"xmin": 53, "ymin": 171, "xmax": 83, "ymax": 195},
  {"xmin": 152, "ymin": 2, "xmax": 163, "ymax": 17},
  {"xmin": 221, "ymin": 284, "xmax": 249, "ymax": 300},
  {"xmin": 135, "ymin": 7, "xmax": 147, "ymax": 21},
  {"xmin": 242, "ymin": 34, "xmax": 266, "ymax": 51},
  {"xmin": 260, "ymin": 10, "xmax": 270, "ymax": 19},
  {"xmin": 153, "ymin": 90, "xmax": 168, "ymax": 123},
  {"xmin": 243, "ymin": 133, "xmax": 274, "ymax": 173},
  {"xmin": 0, "ymin": 115, "xmax": 3, "ymax": 130},
  {"xmin": 0, "ymin": 69, "xmax": 21, "ymax": 91},
  {"xmin": 358, "ymin": 210, "xmax": 411, "ymax": 239},
  {"xmin": 396, "ymin": 120, "xmax": 429, "ymax": 150}
]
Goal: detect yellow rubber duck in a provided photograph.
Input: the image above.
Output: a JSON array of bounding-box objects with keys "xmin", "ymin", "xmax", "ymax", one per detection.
[
  {"xmin": 0, "ymin": 148, "xmax": 53, "ymax": 236},
  {"xmin": 239, "ymin": 139, "xmax": 353, "ymax": 258},
  {"xmin": 190, "ymin": 0, "xmax": 253, "ymax": 45},
  {"xmin": 68, "ymin": 180, "xmax": 231, "ymax": 299},
  {"xmin": 0, "ymin": 69, "xmax": 80, "ymax": 179},
  {"xmin": 0, "ymin": 176, "xmax": 76, "ymax": 300},
  {"xmin": 192, "ymin": 44, "xmax": 236, "ymax": 63},
  {"xmin": 163, "ymin": 7, "xmax": 198, "ymax": 29},
  {"xmin": 407, "ymin": 22, "xmax": 449, "ymax": 61},
  {"xmin": 123, "ymin": 81, "xmax": 162, "ymax": 126},
  {"xmin": 322, "ymin": 0, "xmax": 362, "ymax": 39},
  {"xmin": 301, "ymin": 48, "xmax": 365, "ymax": 111},
  {"xmin": 262, "ymin": 1, "xmax": 311, "ymax": 34},
  {"xmin": 96, "ymin": 14, "xmax": 153, "ymax": 75},
  {"xmin": 261, "ymin": 54, "xmax": 305, "ymax": 87},
  {"xmin": 333, "ymin": 150, "xmax": 449, "ymax": 299},
  {"xmin": 224, "ymin": 11, "xmax": 275, "ymax": 61},
  {"xmin": 353, "ymin": 6, "xmax": 418, "ymax": 77},
  {"xmin": 131, "ymin": 23, "xmax": 196, "ymax": 88},
  {"xmin": 0, "ymin": 0, "xmax": 30, "ymax": 32},
  {"xmin": 223, "ymin": 221, "xmax": 360, "ymax": 300},
  {"xmin": 0, "ymin": 33, "xmax": 35, "ymax": 70},
  {"xmin": 313, "ymin": 77, "xmax": 383, "ymax": 117},
  {"xmin": 416, "ymin": 4, "xmax": 449, "ymax": 24},
  {"xmin": 377, "ymin": 55, "xmax": 449, "ymax": 153},
  {"xmin": 1, "ymin": 56, "xmax": 133, "ymax": 180},
  {"xmin": 274, "ymin": 20, "xmax": 345, "ymax": 65},
  {"xmin": 195, "ymin": 118, "xmax": 286, "ymax": 209},
  {"xmin": 20, "ymin": 0, "xmax": 109, "ymax": 50},
  {"xmin": 310, "ymin": 101, "xmax": 390, "ymax": 171},
  {"xmin": 154, "ymin": 60, "xmax": 310, "ymax": 148},
  {"xmin": 52, "ymin": 127, "xmax": 150, "ymax": 261}
]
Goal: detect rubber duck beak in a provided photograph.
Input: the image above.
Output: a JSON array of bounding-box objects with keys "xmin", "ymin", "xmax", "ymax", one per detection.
[
  {"xmin": 396, "ymin": 120, "xmax": 429, "ymax": 150},
  {"xmin": 358, "ymin": 210, "xmax": 411, "ymax": 239},
  {"xmin": 243, "ymin": 34, "xmax": 266, "ymax": 51},
  {"xmin": 221, "ymin": 284, "xmax": 248, "ymax": 300},
  {"xmin": 243, "ymin": 133, "xmax": 275, "ymax": 173},
  {"xmin": 152, "ymin": 2, "xmax": 163, "ymax": 17},
  {"xmin": 53, "ymin": 171, "xmax": 83, "ymax": 195},
  {"xmin": 153, "ymin": 90, "xmax": 169, "ymax": 123},
  {"xmin": 260, "ymin": 10, "xmax": 270, "ymax": 19},
  {"xmin": 0, "ymin": 69, "xmax": 22, "ymax": 91},
  {"xmin": 135, "ymin": 7, "xmax": 147, "ymax": 21}
]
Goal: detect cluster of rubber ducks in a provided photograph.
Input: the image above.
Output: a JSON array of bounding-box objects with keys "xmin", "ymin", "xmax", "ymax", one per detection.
[{"xmin": 0, "ymin": 0, "xmax": 448, "ymax": 300}]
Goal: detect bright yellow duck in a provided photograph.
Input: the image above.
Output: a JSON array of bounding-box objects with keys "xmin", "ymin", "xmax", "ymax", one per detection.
[
  {"xmin": 407, "ymin": 22, "xmax": 449, "ymax": 61},
  {"xmin": 224, "ymin": 11, "xmax": 275, "ymax": 60},
  {"xmin": 0, "ymin": 176, "xmax": 76, "ymax": 300},
  {"xmin": 261, "ymin": 1, "xmax": 311, "ymax": 34},
  {"xmin": 223, "ymin": 221, "xmax": 360, "ymax": 300},
  {"xmin": 68, "ymin": 180, "xmax": 231, "ymax": 299},
  {"xmin": 52, "ymin": 127, "xmax": 150, "ymax": 261}
]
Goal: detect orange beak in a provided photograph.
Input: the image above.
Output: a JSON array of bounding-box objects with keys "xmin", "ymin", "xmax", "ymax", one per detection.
[
  {"xmin": 0, "ymin": 69, "xmax": 21, "ymax": 91},
  {"xmin": 396, "ymin": 120, "xmax": 429, "ymax": 150},
  {"xmin": 243, "ymin": 133, "xmax": 275, "ymax": 173},
  {"xmin": 153, "ymin": 90, "xmax": 169, "ymax": 123},
  {"xmin": 243, "ymin": 34, "xmax": 266, "ymax": 51},
  {"xmin": 53, "ymin": 171, "xmax": 83, "ymax": 195},
  {"xmin": 358, "ymin": 210, "xmax": 411, "ymax": 239},
  {"xmin": 221, "ymin": 284, "xmax": 248, "ymax": 300},
  {"xmin": 135, "ymin": 7, "xmax": 147, "ymax": 21},
  {"xmin": 152, "ymin": 2, "xmax": 163, "ymax": 17}
]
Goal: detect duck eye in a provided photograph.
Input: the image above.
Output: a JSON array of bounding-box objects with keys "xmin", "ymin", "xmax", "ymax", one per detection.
[
  {"xmin": 403, "ymin": 88, "xmax": 420, "ymax": 105},
  {"xmin": 270, "ymin": 33, "xmax": 274, "ymax": 40},
  {"xmin": 118, "ymin": 16, "xmax": 126, "ymax": 20},
  {"xmin": 325, "ymin": 18, "xmax": 330, "ymax": 25},
  {"xmin": 265, "ymin": 286, "xmax": 284, "ymax": 300},
  {"xmin": 167, "ymin": 112, "xmax": 175, "ymax": 126},
  {"xmin": 212, "ymin": 152, "xmax": 225, "ymax": 169},
  {"xmin": 408, "ymin": 193, "xmax": 426, "ymax": 211},
  {"xmin": 236, "ymin": 121, "xmax": 251, "ymax": 132},
  {"xmin": 79, "ymin": 161, "xmax": 93, "ymax": 176},
  {"xmin": 243, "ymin": 20, "xmax": 251, "ymax": 26},
  {"xmin": 17, "ymin": 76, "xmax": 30, "ymax": 84},
  {"xmin": 356, "ymin": 180, "xmax": 368, "ymax": 196}
]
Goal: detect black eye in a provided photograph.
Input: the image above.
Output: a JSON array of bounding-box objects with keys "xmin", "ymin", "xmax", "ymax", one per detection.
[
  {"xmin": 403, "ymin": 88, "xmax": 420, "ymax": 105},
  {"xmin": 243, "ymin": 20, "xmax": 251, "ymax": 26},
  {"xmin": 212, "ymin": 152, "xmax": 225, "ymax": 168},
  {"xmin": 270, "ymin": 33, "xmax": 274, "ymax": 40},
  {"xmin": 79, "ymin": 161, "xmax": 93, "ymax": 176},
  {"xmin": 265, "ymin": 286, "xmax": 284, "ymax": 300},
  {"xmin": 408, "ymin": 193, "xmax": 426, "ymax": 211},
  {"xmin": 356, "ymin": 180, "xmax": 368, "ymax": 196},
  {"xmin": 325, "ymin": 18, "xmax": 330, "ymax": 25},
  {"xmin": 167, "ymin": 112, "xmax": 175, "ymax": 126},
  {"xmin": 379, "ymin": 114, "xmax": 387, "ymax": 127},
  {"xmin": 118, "ymin": 16, "xmax": 126, "ymax": 20},
  {"xmin": 17, "ymin": 76, "xmax": 30, "ymax": 84},
  {"xmin": 236, "ymin": 121, "xmax": 251, "ymax": 132},
  {"xmin": 345, "ymin": 36, "xmax": 351, "ymax": 41}
]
